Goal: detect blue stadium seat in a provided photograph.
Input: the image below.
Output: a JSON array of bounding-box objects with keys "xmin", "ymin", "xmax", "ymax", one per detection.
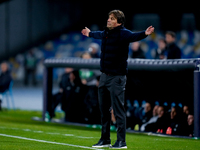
[
  {"xmin": 163, "ymin": 102, "xmax": 168, "ymax": 106},
  {"xmin": 155, "ymin": 101, "xmax": 159, "ymax": 106},
  {"xmin": 133, "ymin": 100, "xmax": 139, "ymax": 108},
  {"xmin": 141, "ymin": 100, "xmax": 146, "ymax": 108},
  {"xmin": 178, "ymin": 103, "xmax": 183, "ymax": 108},
  {"xmin": 171, "ymin": 102, "xmax": 176, "ymax": 107}
]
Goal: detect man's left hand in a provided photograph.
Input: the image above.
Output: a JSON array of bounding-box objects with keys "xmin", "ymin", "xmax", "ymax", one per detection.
[{"xmin": 145, "ymin": 26, "xmax": 155, "ymax": 35}]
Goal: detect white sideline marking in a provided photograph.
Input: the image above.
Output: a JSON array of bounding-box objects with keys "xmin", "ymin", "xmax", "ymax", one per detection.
[
  {"xmin": 23, "ymin": 129, "xmax": 31, "ymax": 132},
  {"xmin": 46, "ymin": 132, "xmax": 60, "ymax": 135},
  {"xmin": 64, "ymin": 134, "xmax": 74, "ymax": 136},
  {"xmin": 77, "ymin": 136, "xmax": 94, "ymax": 139},
  {"xmin": 0, "ymin": 126, "xmax": 98, "ymax": 139},
  {"xmin": 0, "ymin": 133, "xmax": 103, "ymax": 150},
  {"xmin": 33, "ymin": 131, "xmax": 44, "ymax": 133}
]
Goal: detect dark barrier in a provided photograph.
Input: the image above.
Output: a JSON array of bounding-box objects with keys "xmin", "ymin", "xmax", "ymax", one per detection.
[{"xmin": 43, "ymin": 57, "xmax": 200, "ymax": 137}]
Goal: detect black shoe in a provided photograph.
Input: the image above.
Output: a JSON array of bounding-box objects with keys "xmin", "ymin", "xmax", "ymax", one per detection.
[
  {"xmin": 92, "ymin": 139, "xmax": 111, "ymax": 148},
  {"xmin": 110, "ymin": 140, "xmax": 127, "ymax": 149}
]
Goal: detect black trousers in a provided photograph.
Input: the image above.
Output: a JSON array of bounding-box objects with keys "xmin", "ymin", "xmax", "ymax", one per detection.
[{"xmin": 98, "ymin": 73, "xmax": 126, "ymax": 142}]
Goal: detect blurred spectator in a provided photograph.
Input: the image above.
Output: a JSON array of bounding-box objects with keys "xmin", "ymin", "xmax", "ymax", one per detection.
[
  {"xmin": 61, "ymin": 70, "xmax": 85, "ymax": 122},
  {"xmin": 143, "ymin": 102, "xmax": 153, "ymax": 123},
  {"xmin": 49, "ymin": 68, "xmax": 73, "ymax": 118},
  {"xmin": 48, "ymin": 69, "xmax": 85, "ymax": 122},
  {"xmin": 182, "ymin": 105, "xmax": 190, "ymax": 124},
  {"xmin": 140, "ymin": 105, "xmax": 159, "ymax": 131},
  {"xmin": 150, "ymin": 105, "xmax": 169, "ymax": 133},
  {"xmin": 84, "ymin": 76, "xmax": 101, "ymax": 124},
  {"xmin": 80, "ymin": 52, "xmax": 101, "ymax": 86},
  {"xmin": 0, "ymin": 62, "xmax": 12, "ymax": 110},
  {"xmin": 130, "ymin": 42, "xmax": 146, "ymax": 59},
  {"xmin": 183, "ymin": 105, "xmax": 190, "ymax": 115},
  {"xmin": 134, "ymin": 102, "xmax": 152, "ymax": 128},
  {"xmin": 24, "ymin": 49, "xmax": 37, "ymax": 86},
  {"xmin": 166, "ymin": 106, "xmax": 185, "ymax": 135},
  {"xmin": 81, "ymin": 52, "xmax": 91, "ymax": 59},
  {"xmin": 154, "ymin": 38, "xmax": 167, "ymax": 59},
  {"xmin": 88, "ymin": 43, "xmax": 100, "ymax": 58},
  {"xmin": 165, "ymin": 31, "xmax": 182, "ymax": 59},
  {"xmin": 186, "ymin": 114, "xmax": 194, "ymax": 137}
]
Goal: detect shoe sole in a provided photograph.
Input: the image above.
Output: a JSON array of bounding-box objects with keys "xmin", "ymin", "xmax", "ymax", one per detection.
[
  {"xmin": 109, "ymin": 146, "xmax": 127, "ymax": 149},
  {"xmin": 92, "ymin": 144, "xmax": 111, "ymax": 148}
]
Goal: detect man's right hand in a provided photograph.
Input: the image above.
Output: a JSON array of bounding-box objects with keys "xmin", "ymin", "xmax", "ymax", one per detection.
[{"xmin": 81, "ymin": 27, "xmax": 90, "ymax": 37}]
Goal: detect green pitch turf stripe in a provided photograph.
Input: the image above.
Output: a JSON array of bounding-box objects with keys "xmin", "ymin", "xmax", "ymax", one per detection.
[{"xmin": 0, "ymin": 133, "xmax": 103, "ymax": 150}]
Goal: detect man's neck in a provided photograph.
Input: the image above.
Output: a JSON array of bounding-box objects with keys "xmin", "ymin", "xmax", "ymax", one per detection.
[
  {"xmin": 108, "ymin": 27, "xmax": 113, "ymax": 30},
  {"xmin": 107, "ymin": 24, "xmax": 122, "ymax": 30}
]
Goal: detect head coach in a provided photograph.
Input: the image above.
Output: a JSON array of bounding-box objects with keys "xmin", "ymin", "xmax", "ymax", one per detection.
[{"xmin": 82, "ymin": 10, "xmax": 154, "ymax": 149}]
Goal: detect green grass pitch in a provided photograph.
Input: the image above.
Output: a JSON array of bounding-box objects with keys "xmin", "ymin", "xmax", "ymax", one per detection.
[{"xmin": 0, "ymin": 110, "xmax": 200, "ymax": 150}]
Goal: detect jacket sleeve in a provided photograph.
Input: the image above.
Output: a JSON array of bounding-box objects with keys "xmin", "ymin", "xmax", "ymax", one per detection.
[
  {"xmin": 0, "ymin": 73, "xmax": 12, "ymax": 88},
  {"xmin": 89, "ymin": 31, "xmax": 104, "ymax": 39},
  {"xmin": 122, "ymin": 30, "xmax": 148, "ymax": 43}
]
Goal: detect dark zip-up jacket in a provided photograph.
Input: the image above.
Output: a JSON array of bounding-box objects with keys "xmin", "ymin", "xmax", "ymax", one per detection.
[
  {"xmin": 0, "ymin": 70, "xmax": 12, "ymax": 92},
  {"xmin": 167, "ymin": 42, "xmax": 181, "ymax": 59},
  {"xmin": 89, "ymin": 25, "xmax": 147, "ymax": 75}
]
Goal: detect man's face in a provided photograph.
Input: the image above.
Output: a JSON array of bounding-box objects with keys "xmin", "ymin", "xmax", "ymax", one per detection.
[
  {"xmin": 158, "ymin": 40, "xmax": 166, "ymax": 50},
  {"xmin": 69, "ymin": 72, "xmax": 75, "ymax": 82},
  {"xmin": 158, "ymin": 106, "xmax": 164, "ymax": 118},
  {"xmin": 183, "ymin": 106, "xmax": 189, "ymax": 115},
  {"xmin": 165, "ymin": 34, "xmax": 175, "ymax": 44},
  {"xmin": 131, "ymin": 42, "xmax": 140, "ymax": 51},
  {"xmin": 1, "ymin": 63, "xmax": 8, "ymax": 73},
  {"xmin": 107, "ymin": 14, "xmax": 121, "ymax": 29},
  {"xmin": 144, "ymin": 103, "xmax": 151, "ymax": 113},
  {"xmin": 153, "ymin": 105, "xmax": 159, "ymax": 116},
  {"xmin": 170, "ymin": 107, "xmax": 177, "ymax": 119}
]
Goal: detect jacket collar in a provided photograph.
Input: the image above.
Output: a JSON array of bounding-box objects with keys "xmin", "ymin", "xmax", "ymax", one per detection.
[{"xmin": 105, "ymin": 25, "xmax": 124, "ymax": 32}]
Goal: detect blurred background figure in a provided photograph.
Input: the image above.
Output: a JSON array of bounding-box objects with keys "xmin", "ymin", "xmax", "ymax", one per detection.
[
  {"xmin": 61, "ymin": 70, "xmax": 85, "ymax": 122},
  {"xmin": 24, "ymin": 49, "xmax": 37, "ymax": 86},
  {"xmin": 88, "ymin": 43, "xmax": 100, "ymax": 58},
  {"xmin": 186, "ymin": 114, "xmax": 194, "ymax": 137},
  {"xmin": 80, "ymin": 52, "xmax": 101, "ymax": 86},
  {"xmin": 165, "ymin": 31, "xmax": 182, "ymax": 59},
  {"xmin": 140, "ymin": 105, "xmax": 159, "ymax": 131},
  {"xmin": 166, "ymin": 106, "xmax": 184, "ymax": 135},
  {"xmin": 49, "ymin": 68, "xmax": 73, "ymax": 119},
  {"xmin": 130, "ymin": 42, "xmax": 146, "ymax": 59},
  {"xmin": 84, "ymin": 76, "xmax": 101, "ymax": 124},
  {"xmin": 183, "ymin": 105, "xmax": 190, "ymax": 115},
  {"xmin": 134, "ymin": 102, "xmax": 152, "ymax": 129},
  {"xmin": 0, "ymin": 62, "xmax": 12, "ymax": 110},
  {"xmin": 151, "ymin": 105, "xmax": 169, "ymax": 133},
  {"xmin": 154, "ymin": 38, "xmax": 167, "ymax": 59}
]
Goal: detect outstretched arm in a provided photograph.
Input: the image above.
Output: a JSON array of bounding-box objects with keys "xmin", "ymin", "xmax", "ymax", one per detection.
[
  {"xmin": 81, "ymin": 27, "xmax": 90, "ymax": 37},
  {"xmin": 81, "ymin": 27, "xmax": 104, "ymax": 39},
  {"xmin": 123, "ymin": 26, "xmax": 155, "ymax": 42}
]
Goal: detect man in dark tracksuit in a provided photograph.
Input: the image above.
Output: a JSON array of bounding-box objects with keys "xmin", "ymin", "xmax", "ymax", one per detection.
[
  {"xmin": 0, "ymin": 62, "xmax": 12, "ymax": 110},
  {"xmin": 82, "ymin": 10, "xmax": 154, "ymax": 149},
  {"xmin": 165, "ymin": 31, "xmax": 181, "ymax": 59}
]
